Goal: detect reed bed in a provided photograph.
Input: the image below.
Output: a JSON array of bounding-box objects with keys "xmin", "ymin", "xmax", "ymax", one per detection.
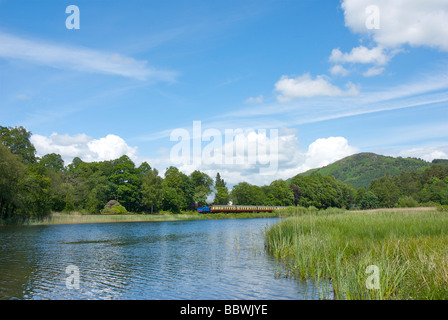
[
  {"xmin": 28, "ymin": 212, "xmax": 192, "ymax": 225},
  {"xmin": 265, "ymin": 208, "xmax": 448, "ymax": 299}
]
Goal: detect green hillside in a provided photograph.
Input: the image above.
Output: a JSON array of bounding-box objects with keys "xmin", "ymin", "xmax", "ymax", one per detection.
[{"xmin": 297, "ymin": 153, "xmax": 432, "ymax": 188}]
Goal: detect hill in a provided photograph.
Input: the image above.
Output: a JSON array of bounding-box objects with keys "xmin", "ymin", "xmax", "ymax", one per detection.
[{"xmin": 296, "ymin": 153, "xmax": 433, "ymax": 188}]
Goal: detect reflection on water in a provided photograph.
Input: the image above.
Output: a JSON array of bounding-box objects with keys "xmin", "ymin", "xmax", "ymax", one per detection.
[{"xmin": 0, "ymin": 218, "xmax": 328, "ymax": 300}]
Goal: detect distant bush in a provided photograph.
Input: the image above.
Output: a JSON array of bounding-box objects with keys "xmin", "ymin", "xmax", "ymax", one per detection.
[
  {"xmin": 437, "ymin": 204, "xmax": 448, "ymax": 212},
  {"xmin": 101, "ymin": 200, "xmax": 128, "ymax": 215},
  {"xmin": 420, "ymin": 201, "xmax": 438, "ymax": 207},
  {"xmin": 360, "ymin": 191, "xmax": 379, "ymax": 209},
  {"xmin": 398, "ymin": 196, "xmax": 419, "ymax": 208},
  {"xmin": 307, "ymin": 206, "xmax": 319, "ymax": 214},
  {"xmin": 274, "ymin": 205, "xmax": 325, "ymax": 216}
]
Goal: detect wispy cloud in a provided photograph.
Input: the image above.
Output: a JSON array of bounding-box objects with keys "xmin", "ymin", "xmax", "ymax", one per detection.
[
  {"xmin": 209, "ymin": 66, "xmax": 448, "ymax": 128},
  {"xmin": 330, "ymin": 65, "xmax": 350, "ymax": 76},
  {"xmin": 0, "ymin": 31, "xmax": 177, "ymax": 81},
  {"xmin": 274, "ymin": 73, "xmax": 360, "ymax": 102},
  {"xmin": 329, "ymin": 46, "xmax": 390, "ymax": 66},
  {"xmin": 245, "ymin": 95, "xmax": 263, "ymax": 104}
]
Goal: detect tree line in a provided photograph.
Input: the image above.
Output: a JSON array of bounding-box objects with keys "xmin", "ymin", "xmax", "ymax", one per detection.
[
  {"xmin": 1, "ymin": 125, "xmax": 448, "ymax": 222},
  {"xmin": 358, "ymin": 165, "xmax": 448, "ymax": 209}
]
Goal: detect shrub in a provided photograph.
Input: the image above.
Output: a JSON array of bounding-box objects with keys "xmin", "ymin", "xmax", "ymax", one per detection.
[
  {"xmin": 397, "ymin": 196, "xmax": 419, "ymax": 208},
  {"xmin": 101, "ymin": 200, "xmax": 128, "ymax": 214},
  {"xmin": 307, "ymin": 206, "xmax": 319, "ymax": 214},
  {"xmin": 360, "ymin": 191, "xmax": 379, "ymax": 209}
]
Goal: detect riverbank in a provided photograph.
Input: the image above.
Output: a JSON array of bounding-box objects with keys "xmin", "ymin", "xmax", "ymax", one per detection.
[
  {"xmin": 264, "ymin": 207, "xmax": 448, "ymax": 300},
  {"xmin": 18, "ymin": 210, "xmax": 289, "ymax": 226}
]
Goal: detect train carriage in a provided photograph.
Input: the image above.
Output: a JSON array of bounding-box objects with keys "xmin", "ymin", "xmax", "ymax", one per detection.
[{"xmin": 197, "ymin": 205, "xmax": 288, "ymax": 213}]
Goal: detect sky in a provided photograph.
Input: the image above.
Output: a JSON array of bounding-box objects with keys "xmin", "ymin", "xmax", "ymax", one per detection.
[{"xmin": 1, "ymin": 0, "xmax": 447, "ymax": 186}]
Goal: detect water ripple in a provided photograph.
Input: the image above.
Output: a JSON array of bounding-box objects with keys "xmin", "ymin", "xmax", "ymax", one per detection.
[{"xmin": 0, "ymin": 218, "xmax": 327, "ymax": 300}]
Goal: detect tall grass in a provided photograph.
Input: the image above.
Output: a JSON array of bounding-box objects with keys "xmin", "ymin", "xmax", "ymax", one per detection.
[
  {"xmin": 27, "ymin": 212, "xmax": 196, "ymax": 225},
  {"xmin": 265, "ymin": 209, "xmax": 448, "ymax": 299}
]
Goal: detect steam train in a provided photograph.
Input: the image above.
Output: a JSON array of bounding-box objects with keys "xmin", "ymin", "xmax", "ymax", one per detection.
[{"xmin": 197, "ymin": 205, "xmax": 287, "ymax": 213}]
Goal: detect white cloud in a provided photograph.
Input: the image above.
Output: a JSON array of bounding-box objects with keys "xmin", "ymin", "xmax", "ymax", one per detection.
[
  {"xmin": 329, "ymin": 46, "xmax": 390, "ymax": 66},
  {"xmin": 330, "ymin": 1, "xmax": 448, "ymax": 77},
  {"xmin": 245, "ymin": 95, "xmax": 264, "ymax": 104},
  {"xmin": 330, "ymin": 64, "xmax": 350, "ymax": 76},
  {"xmin": 223, "ymin": 135, "xmax": 358, "ymax": 185},
  {"xmin": 363, "ymin": 66, "xmax": 385, "ymax": 77},
  {"xmin": 16, "ymin": 94, "xmax": 30, "ymax": 100},
  {"xmin": 398, "ymin": 146, "xmax": 448, "ymax": 162},
  {"xmin": 87, "ymin": 135, "xmax": 138, "ymax": 162},
  {"xmin": 31, "ymin": 133, "xmax": 138, "ymax": 164},
  {"xmin": 162, "ymin": 126, "xmax": 357, "ymax": 186},
  {"xmin": 274, "ymin": 73, "xmax": 359, "ymax": 102},
  {"xmin": 0, "ymin": 31, "xmax": 176, "ymax": 81},
  {"xmin": 297, "ymin": 137, "xmax": 358, "ymax": 173},
  {"xmin": 341, "ymin": 0, "xmax": 448, "ymax": 51},
  {"xmin": 173, "ymin": 128, "xmax": 291, "ymax": 184}
]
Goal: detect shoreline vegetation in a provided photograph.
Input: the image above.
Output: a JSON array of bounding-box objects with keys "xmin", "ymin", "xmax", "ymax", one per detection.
[
  {"xmin": 264, "ymin": 206, "xmax": 448, "ymax": 300},
  {"xmin": 9, "ymin": 209, "xmax": 290, "ymax": 226},
  {"xmin": 3, "ymin": 206, "xmax": 447, "ymax": 300},
  {"xmin": 7, "ymin": 206, "xmax": 437, "ymax": 227}
]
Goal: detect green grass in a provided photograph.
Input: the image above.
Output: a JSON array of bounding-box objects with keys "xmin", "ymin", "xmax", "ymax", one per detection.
[{"xmin": 265, "ymin": 208, "xmax": 448, "ymax": 299}]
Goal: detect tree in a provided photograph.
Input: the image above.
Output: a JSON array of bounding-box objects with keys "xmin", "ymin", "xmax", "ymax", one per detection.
[
  {"xmin": 17, "ymin": 166, "xmax": 52, "ymax": 218},
  {"xmin": 85, "ymin": 172, "xmax": 116, "ymax": 213},
  {"xmin": 141, "ymin": 168, "xmax": 163, "ymax": 213},
  {"xmin": 0, "ymin": 144, "xmax": 27, "ymax": 220},
  {"xmin": 109, "ymin": 155, "xmax": 141, "ymax": 212},
  {"xmin": 289, "ymin": 173, "xmax": 356, "ymax": 209},
  {"xmin": 419, "ymin": 177, "xmax": 447, "ymax": 204},
  {"xmin": 0, "ymin": 126, "xmax": 36, "ymax": 164},
  {"xmin": 289, "ymin": 184, "xmax": 302, "ymax": 206},
  {"xmin": 231, "ymin": 182, "xmax": 252, "ymax": 205},
  {"xmin": 213, "ymin": 173, "xmax": 229, "ymax": 205},
  {"xmin": 190, "ymin": 170, "xmax": 213, "ymax": 193},
  {"xmin": 360, "ymin": 191, "xmax": 379, "ymax": 209},
  {"xmin": 0, "ymin": 142, "xmax": 52, "ymax": 220},
  {"xmin": 369, "ymin": 175, "xmax": 400, "ymax": 208},
  {"xmin": 34, "ymin": 153, "xmax": 67, "ymax": 211},
  {"xmin": 215, "ymin": 172, "xmax": 226, "ymax": 188},
  {"xmin": 39, "ymin": 153, "xmax": 65, "ymax": 172},
  {"xmin": 138, "ymin": 162, "xmax": 152, "ymax": 176},
  {"xmin": 66, "ymin": 157, "xmax": 83, "ymax": 172},
  {"xmin": 266, "ymin": 180, "xmax": 294, "ymax": 206},
  {"xmin": 231, "ymin": 182, "xmax": 266, "ymax": 205},
  {"xmin": 45, "ymin": 168, "xmax": 68, "ymax": 212},
  {"xmin": 193, "ymin": 185, "xmax": 209, "ymax": 206},
  {"xmin": 190, "ymin": 170, "xmax": 213, "ymax": 206},
  {"xmin": 355, "ymin": 187, "xmax": 366, "ymax": 206},
  {"xmin": 215, "ymin": 186, "xmax": 230, "ymax": 205},
  {"xmin": 162, "ymin": 166, "xmax": 193, "ymax": 211},
  {"xmin": 162, "ymin": 186, "xmax": 182, "ymax": 213}
]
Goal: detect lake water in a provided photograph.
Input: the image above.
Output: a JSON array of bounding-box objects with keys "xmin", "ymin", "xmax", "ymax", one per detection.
[{"xmin": 0, "ymin": 217, "xmax": 326, "ymax": 300}]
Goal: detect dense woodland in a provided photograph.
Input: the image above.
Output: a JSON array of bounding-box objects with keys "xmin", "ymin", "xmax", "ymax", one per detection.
[
  {"xmin": 299, "ymin": 152, "xmax": 437, "ymax": 188},
  {"xmin": 1, "ymin": 125, "xmax": 448, "ymax": 222}
]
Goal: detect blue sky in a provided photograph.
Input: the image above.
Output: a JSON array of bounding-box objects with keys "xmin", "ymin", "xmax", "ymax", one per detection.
[{"xmin": 1, "ymin": 0, "xmax": 447, "ymax": 185}]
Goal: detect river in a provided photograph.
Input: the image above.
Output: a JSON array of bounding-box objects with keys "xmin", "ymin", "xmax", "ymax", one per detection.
[{"xmin": 0, "ymin": 217, "xmax": 326, "ymax": 300}]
